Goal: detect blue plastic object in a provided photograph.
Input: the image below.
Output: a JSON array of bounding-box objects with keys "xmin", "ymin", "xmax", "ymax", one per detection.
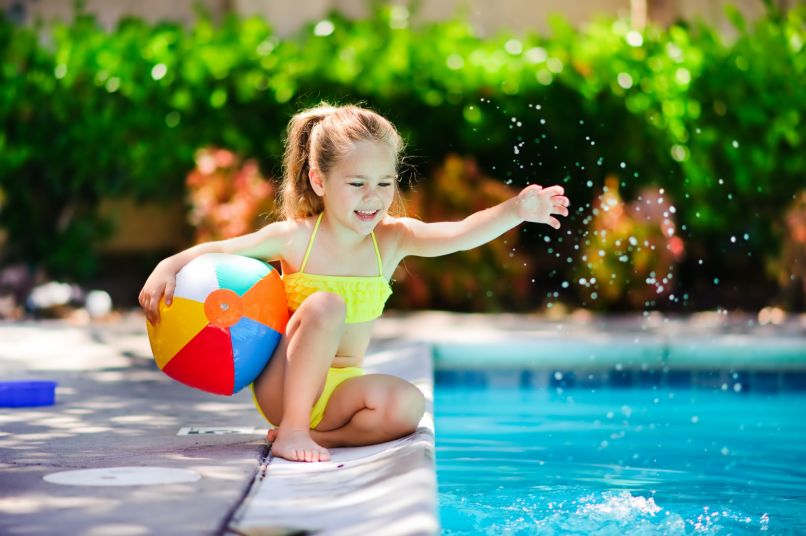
[{"xmin": 0, "ymin": 381, "xmax": 58, "ymax": 407}]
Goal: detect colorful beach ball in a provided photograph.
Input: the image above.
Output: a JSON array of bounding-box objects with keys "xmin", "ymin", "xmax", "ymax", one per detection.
[{"xmin": 146, "ymin": 253, "xmax": 288, "ymax": 395}]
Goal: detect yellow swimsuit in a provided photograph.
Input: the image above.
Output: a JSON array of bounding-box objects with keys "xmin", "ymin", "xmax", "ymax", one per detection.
[
  {"xmin": 252, "ymin": 212, "xmax": 393, "ymax": 429},
  {"xmin": 283, "ymin": 212, "xmax": 392, "ymax": 324}
]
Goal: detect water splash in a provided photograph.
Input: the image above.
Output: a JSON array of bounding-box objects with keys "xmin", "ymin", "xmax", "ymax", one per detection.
[
  {"xmin": 441, "ymin": 491, "xmax": 685, "ymax": 535},
  {"xmin": 441, "ymin": 490, "xmax": 771, "ymax": 535}
]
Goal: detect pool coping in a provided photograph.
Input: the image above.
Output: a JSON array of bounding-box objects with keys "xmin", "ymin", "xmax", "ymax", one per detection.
[
  {"xmin": 228, "ymin": 341, "xmax": 439, "ymax": 536},
  {"xmin": 374, "ymin": 311, "xmax": 806, "ymax": 370}
]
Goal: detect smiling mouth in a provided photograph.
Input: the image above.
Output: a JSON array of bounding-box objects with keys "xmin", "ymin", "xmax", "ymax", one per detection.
[{"xmin": 354, "ymin": 210, "xmax": 379, "ymax": 221}]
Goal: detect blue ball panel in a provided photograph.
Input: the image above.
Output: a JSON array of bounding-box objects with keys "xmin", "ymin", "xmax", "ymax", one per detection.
[
  {"xmin": 230, "ymin": 317, "xmax": 280, "ymax": 393},
  {"xmin": 215, "ymin": 255, "xmax": 271, "ymax": 296}
]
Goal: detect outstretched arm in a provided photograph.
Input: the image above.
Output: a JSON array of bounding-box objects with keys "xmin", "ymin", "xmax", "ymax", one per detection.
[
  {"xmin": 138, "ymin": 219, "xmax": 294, "ymax": 324},
  {"xmin": 398, "ymin": 184, "xmax": 569, "ymax": 258}
]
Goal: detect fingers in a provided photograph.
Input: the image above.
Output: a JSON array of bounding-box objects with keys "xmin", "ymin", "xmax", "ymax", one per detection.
[
  {"xmin": 552, "ymin": 195, "xmax": 570, "ymax": 207},
  {"xmin": 552, "ymin": 206, "xmax": 569, "ymax": 217},
  {"xmin": 151, "ymin": 306, "xmax": 161, "ymax": 326},
  {"xmin": 542, "ymin": 185, "xmax": 564, "ymax": 197},
  {"xmin": 548, "ymin": 194, "xmax": 570, "ymax": 218},
  {"xmin": 139, "ymin": 292, "xmax": 163, "ymax": 326},
  {"xmin": 144, "ymin": 300, "xmax": 156, "ymax": 326},
  {"xmin": 548, "ymin": 216, "xmax": 561, "ymax": 229},
  {"xmin": 164, "ymin": 282, "xmax": 176, "ymax": 306}
]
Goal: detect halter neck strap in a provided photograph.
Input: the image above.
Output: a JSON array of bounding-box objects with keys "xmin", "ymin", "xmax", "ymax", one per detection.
[
  {"xmin": 298, "ymin": 212, "xmax": 384, "ymax": 276},
  {"xmin": 298, "ymin": 212, "xmax": 323, "ymax": 273}
]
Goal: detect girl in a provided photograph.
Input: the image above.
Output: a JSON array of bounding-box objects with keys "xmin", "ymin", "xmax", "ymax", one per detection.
[{"xmin": 139, "ymin": 103, "xmax": 570, "ymax": 463}]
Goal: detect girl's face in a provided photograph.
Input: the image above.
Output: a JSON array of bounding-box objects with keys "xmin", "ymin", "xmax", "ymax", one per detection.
[{"xmin": 311, "ymin": 140, "xmax": 397, "ymax": 234}]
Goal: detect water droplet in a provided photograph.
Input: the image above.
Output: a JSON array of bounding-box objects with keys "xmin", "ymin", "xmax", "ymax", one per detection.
[
  {"xmin": 626, "ymin": 30, "xmax": 643, "ymax": 47},
  {"xmin": 313, "ymin": 20, "xmax": 335, "ymax": 36},
  {"xmin": 151, "ymin": 63, "xmax": 167, "ymax": 81}
]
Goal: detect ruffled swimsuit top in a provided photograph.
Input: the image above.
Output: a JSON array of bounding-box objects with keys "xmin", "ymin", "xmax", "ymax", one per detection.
[{"xmin": 283, "ymin": 212, "xmax": 393, "ymax": 324}]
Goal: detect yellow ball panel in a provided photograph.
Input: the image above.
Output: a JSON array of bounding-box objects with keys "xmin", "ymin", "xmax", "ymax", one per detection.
[{"xmin": 146, "ymin": 297, "xmax": 209, "ymax": 370}]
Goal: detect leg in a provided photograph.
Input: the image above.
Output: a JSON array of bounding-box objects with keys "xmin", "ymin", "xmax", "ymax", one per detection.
[
  {"xmin": 252, "ymin": 292, "xmax": 346, "ymax": 462},
  {"xmin": 311, "ymin": 374, "xmax": 426, "ymax": 448}
]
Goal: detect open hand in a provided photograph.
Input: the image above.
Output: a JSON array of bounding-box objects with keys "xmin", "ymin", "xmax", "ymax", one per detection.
[
  {"xmin": 138, "ymin": 261, "xmax": 178, "ymax": 325},
  {"xmin": 516, "ymin": 184, "xmax": 570, "ymax": 229}
]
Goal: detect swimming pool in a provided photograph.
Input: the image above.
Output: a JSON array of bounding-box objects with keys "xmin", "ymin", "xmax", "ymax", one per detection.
[{"xmin": 435, "ymin": 371, "xmax": 806, "ymax": 535}]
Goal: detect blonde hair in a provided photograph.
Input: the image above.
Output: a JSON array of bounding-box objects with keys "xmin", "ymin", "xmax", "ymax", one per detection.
[{"xmin": 280, "ymin": 103, "xmax": 406, "ymax": 219}]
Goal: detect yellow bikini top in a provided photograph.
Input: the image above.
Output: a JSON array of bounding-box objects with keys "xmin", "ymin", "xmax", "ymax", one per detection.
[{"xmin": 283, "ymin": 212, "xmax": 393, "ymax": 324}]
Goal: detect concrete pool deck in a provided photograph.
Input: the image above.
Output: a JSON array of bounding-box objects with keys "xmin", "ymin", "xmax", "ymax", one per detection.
[{"xmin": 0, "ymin": 310, "xmax": 804, "ymax": 535}]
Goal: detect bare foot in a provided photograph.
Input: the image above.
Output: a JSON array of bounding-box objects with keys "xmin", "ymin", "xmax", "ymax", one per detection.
[
  {"xmin": 266, "ymin": 428, "xmax": 277, "ymax": 443},
  {"xmin": 270, "ymin": 427, "xmax": 330, "ymax": 462}
]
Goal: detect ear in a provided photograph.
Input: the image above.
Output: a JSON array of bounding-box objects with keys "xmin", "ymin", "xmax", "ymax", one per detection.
[{"xmin": 308, "ymin": 167, "xmax": 326, "ymax": 197}]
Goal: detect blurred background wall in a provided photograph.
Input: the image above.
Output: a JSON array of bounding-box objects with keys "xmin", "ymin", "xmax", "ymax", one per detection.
[{"xmin": 1, "ymin": 0, "xmax": 794, "ymax": 35}]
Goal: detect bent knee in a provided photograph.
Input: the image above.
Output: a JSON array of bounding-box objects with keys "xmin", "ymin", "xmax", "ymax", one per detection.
[
  {"xmin": 298, "ymin": 292, "xmax": 347, "ymax": 327},
  {"xmin": 383, "ymin": 385, "xmax": 425, "ymax": 434}
]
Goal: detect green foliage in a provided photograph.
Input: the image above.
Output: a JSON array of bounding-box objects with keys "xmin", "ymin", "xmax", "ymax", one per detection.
[{"xmin": 0, "ymin": 4, "xmax": 803, "ymax": 310}]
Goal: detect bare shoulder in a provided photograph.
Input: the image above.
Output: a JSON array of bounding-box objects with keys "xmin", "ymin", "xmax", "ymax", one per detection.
[
  {"xmin": 276, "ymin": 215, "xmax": 322, "ymax": 269},
  {"xmin": 375, "ymin": 216, "xmax": 420, "ymax": 266},
  {"xmin": 238, "ymin": 216, "xmax": 313, "ymax": 264},
  {"xmin": 283, "ymin": 215, "xmax": 317, "ymax": 237},
  {"xmin": 254, "ymin": 217, "xmax": 300, "ymax": 242},
  {"xmin": 378, "ymin": 216, "xmax": 428, "ymax": 242},
  {"xmin": 375, "ymin": 216, "xmax": 411, "ymax": 243}
]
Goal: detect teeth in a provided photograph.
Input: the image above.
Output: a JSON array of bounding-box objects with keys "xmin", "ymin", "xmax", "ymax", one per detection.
[{"xmin": 356, "ymin": 210, "xmax": 377, "ymax": 215}]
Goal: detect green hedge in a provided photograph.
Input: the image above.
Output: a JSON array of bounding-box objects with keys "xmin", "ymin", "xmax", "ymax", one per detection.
[{"xmin": 1, "ymin": 4, "xmax": 803, "ymax": 309}]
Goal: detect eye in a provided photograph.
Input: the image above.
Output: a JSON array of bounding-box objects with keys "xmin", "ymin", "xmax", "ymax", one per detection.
[
  {"xmin": 379, "ymin": 182, "xmax": 392, "ymax": 188},
  {"xmin": 349, "ymin": 182, "xmax": 363, "ymax": 188}
]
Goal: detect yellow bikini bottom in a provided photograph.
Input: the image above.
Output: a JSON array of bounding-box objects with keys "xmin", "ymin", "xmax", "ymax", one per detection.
[{"xmin": 251, "ymin": 366, "xmax": 365, "ymax": 429}]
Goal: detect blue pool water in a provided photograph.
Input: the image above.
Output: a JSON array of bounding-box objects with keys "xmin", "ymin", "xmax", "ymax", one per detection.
[{"xmin": 435, "ymin": 381, "xmax": 806, "ymax": 534}]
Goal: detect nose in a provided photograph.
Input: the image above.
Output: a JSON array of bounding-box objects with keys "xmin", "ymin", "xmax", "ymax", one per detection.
[{"xmin": 363, "ymin": 187, "xmax": 381, "ymax": 201}]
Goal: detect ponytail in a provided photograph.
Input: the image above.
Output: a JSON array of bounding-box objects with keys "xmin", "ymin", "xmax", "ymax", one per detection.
[{"xmin": 280, "ymin": 105, "xmax": 337, "ymax": 219}]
